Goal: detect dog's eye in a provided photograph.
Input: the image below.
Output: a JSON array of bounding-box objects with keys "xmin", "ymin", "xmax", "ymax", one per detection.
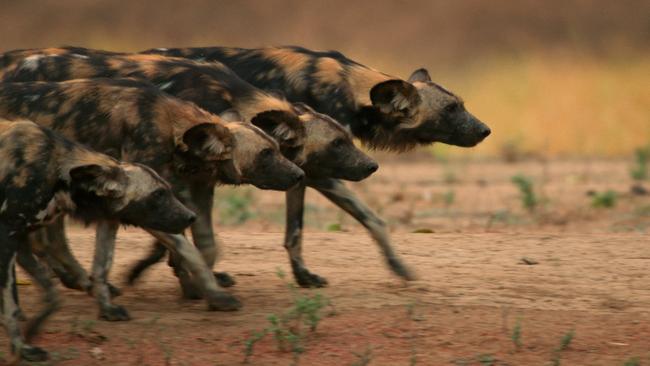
[
  {"xmin": 444, "ymin": 102, "xmax": 461, "ymax": 114},
  {"xmin": 151, "ymin": 189, "xmax": 166, "ymax": 199},
  {"xmin": 260, "ymin": 148, "xmax": 274, "ymax": 158},
  {"xmin": 333, "ymin": 138, "xmax": 347, "ymax": 147}
]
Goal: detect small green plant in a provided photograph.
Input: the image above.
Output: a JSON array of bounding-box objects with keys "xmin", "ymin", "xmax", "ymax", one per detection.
[
  {"xmin": 325, "ymin": 222, "xmax": 342, "ymax": 232},
  {"xmin": 558, "ymin": 329, "xmax": 574, "ymax": 351},
  {"xmin": 326, "ymin": 209, "xmax": 346, "ymax": 231},
  {"xmin": 550, "ymin": 329, "xmax": 575, "ymax": 365},
  {"xmin": 428, "ymin": 144, "xmax": 451, "ymax": 162},
  {"xmin": 630, "ymin": 146, "xmax": 650, "ymax": 181},
  {"xmin": 636, "ymin": 205, "xmax": 650, "ymax": 217},
  {"xmin": 242, "ymin": 269, "xmax": 330, "ymax": 364},
  {"xmin": 53, "ymin": 349, "xmax": 82, "ymax": 363},
  {"xmin": 623, "ymin": 357, "xmax": 640, "ymax": 366},
  {"xmin": 443, "ymin": 190, "xmax": 455, "ymax": 207},
  {"xmin": 477, "ymin": 354, "xmax": 495, "ymax": 365},
  {"xmin": 511, "ymin": 175, "xmax": 538, "ymax": 211},
  {"xmin": 443, "ymin": 169, "xmax": 458, "ymax": 184},
  {"xmin": 511, "ymin": 318, "xmax": 522, "ymax": 350},
  {"xmin": 486, "ymin": 209, "xmax": 517, "ymax": 227},
  {"xmin": 124, "ymin": 336, "xmax": 136, "ymax": 349},
  {"xmin": 82, "ymin": 319, "xmax": 96, "ymax": 333},
  {"xmin": 216, "ymin": 188, "xmax": 255, "ymax": 225},
  {"xmin": 591, "ymin": 190, "xmax": 618, "ymax": 208},
  {"xmin": 410, "ymin": 351, "xmax": 417, "ymax": 366},
  {"xmin": 159, "ymin": 341, "xmax": 174, "ymax": 366},
  {"xmin": 243, "ymin": 331, "xmax": 266, "ymax": 363}
]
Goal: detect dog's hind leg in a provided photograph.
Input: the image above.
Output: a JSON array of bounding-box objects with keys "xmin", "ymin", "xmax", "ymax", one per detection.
[
  {"xmin": 16, "ymin": 242, "xmax": 61, "ymax": 342},
  {"xmin": 0, "ymin": 227, "xmax": 48, "ymax": 362}
]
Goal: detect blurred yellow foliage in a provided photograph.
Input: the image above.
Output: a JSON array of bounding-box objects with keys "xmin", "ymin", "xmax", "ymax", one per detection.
[{"xmin": 436, "ymin": 53, "xmax": 650, "ymax": 157}]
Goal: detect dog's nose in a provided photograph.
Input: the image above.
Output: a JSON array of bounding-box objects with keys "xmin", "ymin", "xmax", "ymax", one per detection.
[
  {"xmin": 366, "ymin": 162, "xmax": 379, "ymax": 174},
  {"xmin": 293, "ymin": 170, "xmax": 305, "ymax": 183},
  {"xmin": 480, "ymin": 127, "xmax": 491, "ymax": 138},
  {"xmin": 187, "ymin": 213, "xmax": 197, "ymax": 225}
]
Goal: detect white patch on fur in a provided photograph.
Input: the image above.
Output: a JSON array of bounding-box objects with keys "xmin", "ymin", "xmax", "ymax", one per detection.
[
  {"xmin": 274, "ymin": 123, "xmax": 295, "ymax": 141},
  {"xmin": 34, "ymin": 206, "xmax": 51, "ymax": 221},
  {"xmin": 35, "ymin": 192, "xmax": 74, "ymax": 224},
  {"xmin": 120, "ymin": 164, "xmax": 164, "ymax": 207},
  {"xmin": 72, "ymin": 53, "xmax": 89, "ymax": 59},
  {"xmin": 34, "ymin": 196, "xmax": 58, "ymax": 222},
  {"xmin": 20, "ymin": 54, "xmax": 44, "ymax": 71},
  {"xmin": 0, "ymin": 200, "xmax": 7, "ymax": 213},
  {"xmin": 202, "ymin": 136, "xmax": 225, "ymax": 158},
  {"xmin": 154, "ymin": 48, "xmax": 168, "ymax": 52},
  {"xmin": 25, "ymin": 94, "xmax": 40, "ymax": 102},
  {"xmin": 391, "ymin": 94, "xmax": 411, "ymax": 112},
  {"xmin": 158, "ymin": 81, "xmax": 174, "ymax": 91}
]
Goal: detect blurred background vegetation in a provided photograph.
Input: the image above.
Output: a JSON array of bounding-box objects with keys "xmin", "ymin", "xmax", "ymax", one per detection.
[{"xmin": 1, "ymin": 0, "xmax": 648, "ymax": 158}]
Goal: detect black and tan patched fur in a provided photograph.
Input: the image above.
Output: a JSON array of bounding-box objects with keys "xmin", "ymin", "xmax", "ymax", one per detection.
[
  {"xmin": 0, "ymin": 77, "xmax": 235, "ymax": 184},
  {"xmin": 0, "ymin": 47, "xmax": 307, "ymax": 155},
  {"xmin": 0, "ymin": 119, "xmax": 195, "ymax": 362},
  {"xmin": 143, "ymin": 46, "xmax": 491, "ymax": 151}
]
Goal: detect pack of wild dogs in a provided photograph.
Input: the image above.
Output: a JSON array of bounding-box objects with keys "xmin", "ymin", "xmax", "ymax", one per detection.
[{"xmin": 0, "ymin": 45, "xmax": 491, "ymax": 361}]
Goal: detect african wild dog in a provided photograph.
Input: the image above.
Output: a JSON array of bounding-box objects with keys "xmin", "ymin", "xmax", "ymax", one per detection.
[
  {"xmin": 0, "ymin": 119, "xmax": 195, "ymax": 361},
  {"xmin": 0, "ymin": 78, "xmax": 259, "ymax": 319},
  {"xmin": 144, "ymin": 46, "xmax": 491, "ymax": 287},
  {"xmin": 128, "ymin": 102, "xmax": 379, "ymax": 286},
  {"xmin": 144, "ymin": 46, "xmax": 491, "ymax": 149},
  {"xmin": 0, "ymin": 48, "xmax": 309, "ymax": 286}
]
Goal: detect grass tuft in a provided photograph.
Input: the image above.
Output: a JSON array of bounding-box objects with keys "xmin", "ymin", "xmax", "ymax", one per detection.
[
  {"xmin": 591, "ymin": 190, "xmax": 618, "ymax": 208},
  {"xmin": 242, "ymin": 270, "xmax": 331, "ymax": 364},
  {"xmin": 511, "ymin": 318, "xmax": 522, "ymax": 350},
  {"xmin": 630, "ymin": 146, "xmax": 650, "ymax": 181},
  {"xmin": 511, "ymin": 175, "xmax": 538, "ymax": 211}
]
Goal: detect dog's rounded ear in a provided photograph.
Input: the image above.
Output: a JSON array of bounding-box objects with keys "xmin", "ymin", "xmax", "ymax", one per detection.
[
  {"xmin": 219, "ymin": 108, "xmax": 243, "ymax": 122},
  {"xmin": 370, "ymin": 79, "xmax": 421, "ymax": 116},
  {"xmin": 408, "ymin": 68, "xmax": 432, "ymax": 83},
  {"xmin": 182, "ymin": 123, "xmax": 232, "ymax": 161},
  {"xmin": 69, "ymin": 164, "xmax": 126, "ymax": 198},
  {"xmin": 251, "ymin": 110, "xmax": 304, "ymax": 147}
]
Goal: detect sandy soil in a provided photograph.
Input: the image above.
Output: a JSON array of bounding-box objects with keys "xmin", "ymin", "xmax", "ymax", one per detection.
[{"xmin": 2, "ymin": 159, "xmax": 649, "ymax": 365}]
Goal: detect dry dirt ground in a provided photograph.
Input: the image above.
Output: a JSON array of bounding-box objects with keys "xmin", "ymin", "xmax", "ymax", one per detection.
[{"xmin": 2, "ymin": 159, "xmax": 649, "ymax": 366}]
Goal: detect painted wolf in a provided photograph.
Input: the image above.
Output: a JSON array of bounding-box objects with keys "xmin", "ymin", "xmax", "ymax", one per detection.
[
  {"xmin": 0, "ymin": 78, "xmax": 301, "ymax": 318},
  {"xmin": 143, "ymin": 46, "xmax": 491, "ymax": 286},
  {"xmin": 0, "ymin": 118, "xmax": 194, "ymax": 361},
  {"xmin": 128, "ymin": 102, "xmax": 378, "ymax": 291},
  {"xmin": 0, "ymin": 48, "xmax": 383, "ymax": 292},
  {"xmin": 0, "ymin": 49, "xmax": 307, "ymax": 276}
]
